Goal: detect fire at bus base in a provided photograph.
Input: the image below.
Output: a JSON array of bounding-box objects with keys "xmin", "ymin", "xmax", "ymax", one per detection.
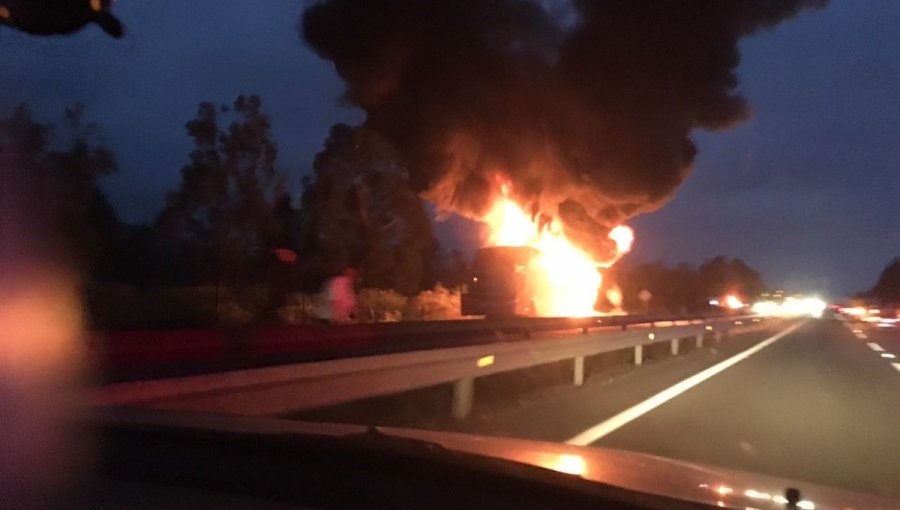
[{"xmin": 461, "ymin": 184, "xmax": 633, "ymax": 318}]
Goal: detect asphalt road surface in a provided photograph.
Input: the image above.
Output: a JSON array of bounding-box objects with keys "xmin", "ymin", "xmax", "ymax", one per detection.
[
  {"xmin": 304, "ymin": 319, "xmax": 900, "ymax": 499},
  {"xmin": 450, "ymin": 319, "xmax": 900, "ymax": 499}
]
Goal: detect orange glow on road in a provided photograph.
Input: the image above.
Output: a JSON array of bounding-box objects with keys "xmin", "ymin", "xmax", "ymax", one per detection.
[{"xmin": 482, "ymin": 183, "xmax": 633, "ymax": 317}]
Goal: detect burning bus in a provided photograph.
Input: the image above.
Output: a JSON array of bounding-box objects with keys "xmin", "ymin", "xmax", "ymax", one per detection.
[
  {"xmin": 460, "ymin": 184, "xmax": 634, "ymax": 319},
  {"xmin": 461, "ymin": 246, "xmax": 540, "ymax": 318},
  {"xmin": 461, "ymin": 185, "xmax": 634, "ymax": 317}
]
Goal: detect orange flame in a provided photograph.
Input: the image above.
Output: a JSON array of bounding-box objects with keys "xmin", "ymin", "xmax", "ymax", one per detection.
[
  {"xmin": 723, "ymin": 294, "xmax": 745, "ymax": 310},
  {"xmin": 605, "ymin": 225, "xmax": 634, "ymax": 266},
  {"xmin": 482, "ymin": 186, "xmax": 633, "ymax": 317}
]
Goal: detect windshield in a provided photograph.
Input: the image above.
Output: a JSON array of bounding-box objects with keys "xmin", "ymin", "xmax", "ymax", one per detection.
[{"xmin": 3, "ymin": 1, "xmax": 900, "ymax": 508}]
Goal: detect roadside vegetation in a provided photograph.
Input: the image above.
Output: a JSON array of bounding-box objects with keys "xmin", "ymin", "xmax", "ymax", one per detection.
[{"xmin": 3, "ymin": 100, "xmax": 795, "ymax": 330}]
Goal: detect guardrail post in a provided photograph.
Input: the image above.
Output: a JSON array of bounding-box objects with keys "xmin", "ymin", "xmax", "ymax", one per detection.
[
  {"xmin": 670, "ymin": 338, "xmax": 679, "ymax": 356},
  {"xmin": 634, "ymin": 344, "xmax": 643, "ymax": 366},
  {"xmin": 452, "ymin": 377, "xmax": 475, "ymax": 420},
  {"xmin": 573, "ymin": 356, "xmax": 585, "ymax": 386},
  {"xmin": 695, "ymin": 334, "xmax": 703, "ymax": 348}
]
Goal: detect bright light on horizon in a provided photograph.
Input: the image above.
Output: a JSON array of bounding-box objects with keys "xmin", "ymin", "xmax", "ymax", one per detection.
[
  {"xmin": 723, "ymin": 294, "xmax": 745, "ymax": 310},
  {"xmin": 752, "ymin": 296, "xmax": 826, "ymax": 318}
]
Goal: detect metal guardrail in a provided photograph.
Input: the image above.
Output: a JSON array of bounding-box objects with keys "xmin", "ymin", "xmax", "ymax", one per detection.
[
  {"xmin": 99, "ymin": 312, "xmax": 742, "ymax": 377},
  {"xmin": 93, "ymin": 314, "xmax": 773, "ymax": 419}
]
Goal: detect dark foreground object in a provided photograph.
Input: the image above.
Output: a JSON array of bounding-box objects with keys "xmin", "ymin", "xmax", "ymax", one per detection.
[
  {"xmin": 55, "ymin": 408, "xmax": 891, "ymax": 510},
  {"xmin": 0, "ymin": 0, "xmax": 124, "ymax": 38}
]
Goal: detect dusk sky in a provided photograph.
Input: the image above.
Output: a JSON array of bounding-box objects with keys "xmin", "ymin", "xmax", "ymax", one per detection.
[{"xmin": 2, "ymin": 0, "xmax": 898, "ymax": 298}]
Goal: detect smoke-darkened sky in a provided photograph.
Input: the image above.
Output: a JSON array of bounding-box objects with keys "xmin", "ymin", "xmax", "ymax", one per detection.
[{"xmin": 1, "ymin": 0, "xmax": 898, "ymax": 298}]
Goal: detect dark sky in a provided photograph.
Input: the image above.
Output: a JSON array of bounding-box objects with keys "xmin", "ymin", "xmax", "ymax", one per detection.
[{"xmin": 1, "ymin": 0, "xmax": 898, "ymax": 299}]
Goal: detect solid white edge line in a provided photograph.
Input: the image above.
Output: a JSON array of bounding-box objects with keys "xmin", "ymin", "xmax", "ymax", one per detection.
[
  {"xmin": 867, "ymin": 342, "xmax": 885, "ymax": 352},
  {"xmin": 565, "ymin": 320, "xmax": 807, "ymax": 446}
]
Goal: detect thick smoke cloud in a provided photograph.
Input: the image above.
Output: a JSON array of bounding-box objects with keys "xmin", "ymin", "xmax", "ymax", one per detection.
[{"xmin": 302, "ymin": 0, "xmax": 825, "ymax": 259}]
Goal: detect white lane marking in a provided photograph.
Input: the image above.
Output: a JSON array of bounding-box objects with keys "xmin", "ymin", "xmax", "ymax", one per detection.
[
  {"xmin": 867, "ymin": 342, "xmax": 884, "ymax": 352},
  {"xmin": 565, "ymin": 321, "xmax": 806, "ymax": 446},
  {"xmin": 893, "ymin": 363, "xmax": 900, "ymax": 374},
  {"xmin": 881, "ymin": 353, "xmax": 896, "ymax": 359},
  {"xmin": 847, "ymin": 324, "xmax": 867, "ymax": 338}
]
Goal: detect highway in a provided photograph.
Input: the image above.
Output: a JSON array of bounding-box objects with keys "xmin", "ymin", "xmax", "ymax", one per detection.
[
  {"xmin": 591, "ymin": 319, "xmax": 900, "ymax": 499},
  {"xmin": 293, "ymin": 319, "xmax": 900, "ymax": 499}
]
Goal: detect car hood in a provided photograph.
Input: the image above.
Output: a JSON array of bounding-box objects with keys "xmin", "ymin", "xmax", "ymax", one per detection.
[
  {"xmin": 95, "ymin": 408, "xmax": 898, "ymax": 510},
  {"xmin": 385, "ymin": 426, "xmax": 897, "ymax": 510}
]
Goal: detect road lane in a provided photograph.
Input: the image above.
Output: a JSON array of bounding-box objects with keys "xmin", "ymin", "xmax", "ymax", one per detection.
[
  {"xmin": 292, "ymin": 322, "xmax": 792, "ymax": 440},
  {"xmin": 839, "ymin": 319, "xmax": 900, "ymax": 365},
  {"xmin": 566, "ymin": 322, "xmax": 805, "ymax": 445},
  {"xmin": 445, "ymin": 323, "xmax": 797, "ymax": 442},
  {"xmin": 863, "ymin": 324, "xmax": 900, "ymax": 356},
  {"xmin": 594, "ymin": 319, "xmax": 900, "ymax": 499},
  {"xmin": 289, "ymin": 318, "xmax": 900, "ymax": 499}
]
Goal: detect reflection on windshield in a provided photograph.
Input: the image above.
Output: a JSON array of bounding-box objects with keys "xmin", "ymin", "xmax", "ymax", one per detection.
[{"xmin": 549, "ymin": 454, "xmax": 588, "ymax": 477}]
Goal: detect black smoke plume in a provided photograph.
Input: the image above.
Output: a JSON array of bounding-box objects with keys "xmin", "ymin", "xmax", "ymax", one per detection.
[{"xmin": 302, "ymin": 0, "xmax": 825, "ymax": 259}]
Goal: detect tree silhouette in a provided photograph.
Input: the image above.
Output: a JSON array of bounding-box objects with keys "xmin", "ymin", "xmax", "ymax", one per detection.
[
  {"xmin": 297, "ymin": 124, "xmax": 438, "ymax": 295},
  {"xmin": 697, "ymin": 256, "xmax": 765, "ymax": 301},
  {"xmin": 611, "ymin": 256, "xmax": 765, "ymax": 314},
  {"xmin": 0, "ymin": 104, "xmax": 118, "ymax": 272},
  {"xmin": 870, "ymin": 257, "xmax": 900, "ymax": 304},
  {"xmin": 159, "ymin": 95, "xmax": 285, "ymax": 288}
]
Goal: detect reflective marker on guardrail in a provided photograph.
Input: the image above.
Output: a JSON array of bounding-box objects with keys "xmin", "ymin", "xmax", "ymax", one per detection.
[{"xmin": 476, "ymin": 355, "xmax": 495, "ymax": 368}]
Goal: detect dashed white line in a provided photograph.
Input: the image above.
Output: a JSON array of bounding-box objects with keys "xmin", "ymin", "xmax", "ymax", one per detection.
[
  {"xmin": 867, "ymin": 342, "xmax": 885, "ymax": 352},
  {"xmin": 565, "ymin": 321, "xmax": 806, "ymax": 446},
  {"xmin": 847, "ymin": 324, "xmax": 868, "ymax": 339},
  {"xmin": 892, "ymin": 363, "xmax": 900, "ymax": 374}
]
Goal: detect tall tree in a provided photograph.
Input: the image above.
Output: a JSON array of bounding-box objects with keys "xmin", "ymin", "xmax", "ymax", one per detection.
[
  {"xmin": 870, "ymin": 257, "xmax": 900, "ymax": 304},
  {"xmin": 0, "ymin": 104, "xmax": 118, "ymax": 272},
  {"xmin": 612, "ymin": 256, "xmax": 765, "ymax": 314},
  {"xmin": 697, "ymin": 256, "xmax": 765, "ymax": 300},
  {"xmin": 298, "ymin": 124, "xmax": 438, "ymax": 295},
  {"xmin": 159, "ymin": 95, "xmax": 285, "ymax": 286}
]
